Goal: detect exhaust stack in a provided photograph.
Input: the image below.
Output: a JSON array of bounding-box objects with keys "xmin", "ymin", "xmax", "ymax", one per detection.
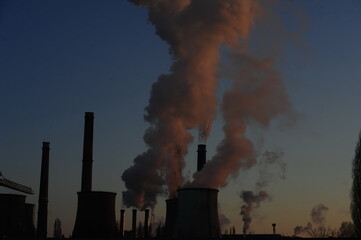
[
  {"xmin": 132, "ymin": 209, "xmax": 137, "ymax": 238},
  {"xmin": 120, "ymin": 209, "xmax": 125, "ymax": 238},
  {"xmin": 37, "ymin": 142, "xmax": 50, "ymax": 238},
  {"xmin": 81, "ymin": 112, "xmax": 94, "ymax": 192},
  {"xmin": 144, "ymin": 209, "xmax": 150, "ymax": 237},
  {"xmin": 197, "ymin": 144, "xmax": 206, "ymax": 171}
]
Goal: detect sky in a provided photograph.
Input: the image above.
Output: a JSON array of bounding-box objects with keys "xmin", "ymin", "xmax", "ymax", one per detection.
[{"xmin": 1, "ymin": 0, "xmax": 361, "ymax": 237}]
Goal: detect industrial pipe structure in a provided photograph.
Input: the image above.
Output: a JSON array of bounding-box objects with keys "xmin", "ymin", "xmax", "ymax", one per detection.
[{"xmin": 197, "ymin": 144, "xmax": 206, "ymax": 171}]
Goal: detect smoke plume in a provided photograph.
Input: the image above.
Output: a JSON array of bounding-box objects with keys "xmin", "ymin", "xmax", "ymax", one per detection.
[
  {"xmin": 122, "ymin": 0, "xmax": 295, "ymax": 209},
  {"xmin": 240, "ymin": 190, "xmax": 270, "ymax": 234},
  {"xmin": 122, "ymin": 0, "xmax": 263, "ymax": 209},
  {"xmin": 311, "ymin": 203, "xmax": 329, "ymax": 226},
  {"xmin": 293, "ymin": 204, "xmax": 329, "ymax": 236}
]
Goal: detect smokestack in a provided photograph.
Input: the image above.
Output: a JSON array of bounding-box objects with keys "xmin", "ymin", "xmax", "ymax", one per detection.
[
  {"xmin": 37, "ymin": 142, "xmax": 50, "ymax": 238},
  {"xmin": 120, "ymin": 209, "xmax": 125, "ymax": 238},
  {"xmin": 197, "ymin": 144, "xmax": 206, "ymax": 171},
  {"xmin": 132, "ymin": 209, "xmax": 137, "ymax": 238},
  {"xmin": 272, "ymin": 223, "xmax": 276, "ymax": 234},
  {"xmin": 144, "ymin": 209, "xmax": 150, "ymax": 237},
  {"xmin": 81, "ymin": 112, "xmax": 94, "ymax": 192}
]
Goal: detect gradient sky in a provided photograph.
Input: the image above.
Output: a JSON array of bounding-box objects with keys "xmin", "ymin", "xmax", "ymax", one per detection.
[{"xmin": 1, "ymin": 0, "xmax": 361, "ymax": 237}]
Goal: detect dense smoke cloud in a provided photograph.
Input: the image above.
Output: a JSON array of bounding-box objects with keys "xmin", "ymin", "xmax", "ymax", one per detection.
[
  {"xmin": 240, "ymin": 190, "xmax": 270, "ymax": 234},
  {"xmin": 122, "ymin": 0, "xmax": 262, "ymax": 209},
  {"xmin": 122, "ymin": 0, "xmax": 294, "ymax": 209}
]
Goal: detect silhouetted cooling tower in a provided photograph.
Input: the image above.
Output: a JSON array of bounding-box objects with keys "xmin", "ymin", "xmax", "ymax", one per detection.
[
  {"xmin": 120, "ymin": 209, "xmax": 125, "ymax": 238},
  {"xmin": 144, "ymin": 209, "xmax": 150, "ymax": 237},
  {"xmin": 164, "ymin": 199, "xmax": 178, "ymax": 238},
  {"xmin": 132, "ymin": 209, "xmax": 137, "ymax": 238},
  {"xmin": 0, "ymin": 194, "xmax": 34, "ymax": 238},
  {"xmin": 197, "ymin": 144, "xmax": 206, "ymax": 171},
  {"xmin": 73, "ymin": 191, "xmax": 117, "ymax": 238},
  {"xmin": 73, "ymin": 112, "xmax": 117, "ymax": 238},
  {"xmin": 37, "ymin": 141, "xmax": 50, "ymax": 238},
  {"xmin": 174, "ymin": 188, "xmax": 221, "ymax": 239},
  {"xmin": 81, "ymin": 112, "xmax": 94, "ymax": 192}
]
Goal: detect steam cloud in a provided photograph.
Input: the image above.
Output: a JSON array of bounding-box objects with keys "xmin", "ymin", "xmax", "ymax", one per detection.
[
  {"xmin": 122, "ymin": 0, "xmax": 294, "ymax": 209},
  {"xmin": 240, "ymin": 190, "xmax": 270, "ymax": 234}
]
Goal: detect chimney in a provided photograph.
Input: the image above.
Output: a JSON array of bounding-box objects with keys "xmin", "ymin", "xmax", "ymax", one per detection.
[
  {"xmin": 144, "ymin": 209, "xmax": 150, "ymax": 237},
  {"xmin": 120, "ymin": 209, "xmax": 125, "ymax": 238},
  {"xmin": 197, "ymin": 144, "xmax": 206, "ymax": 171},
  {"xmin": 132, "ymin": 209, "xmax": 137, "ymax": 238},
  {"xmin": 37, "ymin": 142, "xmax": 50, "ymax": 238},
  {"xmin": 272, "ymin": 223, "xmax": 276, "ymax": 235},
  {"xmin": 81, "ymin": 112, "xmax": 94, "ymax": 192}
]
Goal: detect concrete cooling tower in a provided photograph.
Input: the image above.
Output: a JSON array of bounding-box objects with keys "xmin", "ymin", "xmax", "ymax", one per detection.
[{"xmin": 174, "ymin": 188, "xmax": 221, "ymax": 239}]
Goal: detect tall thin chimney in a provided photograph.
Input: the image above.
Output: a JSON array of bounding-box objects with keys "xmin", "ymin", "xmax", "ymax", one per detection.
[
  {"xmin": 120, "ymin": 209, "xmax": 125, "ymax": 238},
  {"xmin": 144, "ymin": 209, "xmax": 150, "ymax": 237},
  {"xmin": 81, "ymin": 112, "xmax": 94, "ymax": 192},
  {"xmin": 37, "ymin": 142, "xmax": 50, "ymax": 238},
  {"xmin": 197, "ymin": 144, "xmax": 206, "ymax": 171},
  {"xmin": 132, "ymin": 209, "xmax": 137, "ymax": 238}
]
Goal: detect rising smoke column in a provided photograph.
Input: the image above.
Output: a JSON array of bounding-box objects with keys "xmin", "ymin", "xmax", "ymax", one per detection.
[
  {"xmin": 122, "ymin": 0, "xmax": 262, "ymax": 209},
  {"xmin": 240, "ymin": 190, "xmax": 270, "ymax": 234},
  {"xmin": 190, "ymin": 52, "xmax": 294, "ymax": 188}
]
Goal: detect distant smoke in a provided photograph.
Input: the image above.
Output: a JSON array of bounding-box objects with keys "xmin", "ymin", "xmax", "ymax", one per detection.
[
  {"xmin": 122, "ymin": 0, "xmax": 295, "ymax": 209},
  {"xmin": 293, "ymin": 204, "xmax": 329, "ymax": 236},
  {"xmin": 311, "ymin": 204, "xmax": 329, "ymax": 226},
  {"xmin": 256, "ymin": 151, "xmax": 286, "ymax": 189},
  {"xmin": 293, "ymin": 222, "xmax": 312, "ymax": 236},
  {"xmin": 240, "ymin": 190, "xmax": 270, "ymax": 234}
]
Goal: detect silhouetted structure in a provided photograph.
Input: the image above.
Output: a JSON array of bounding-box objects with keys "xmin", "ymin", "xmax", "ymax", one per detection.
[
  {"xmin": 164, "ymin": 198, "xmax": 178, "ymax": 238},
  {"xmin": 0, "ymin": 194, "xmax": 35, "ymax": 238},
  {"xmin": 132, "ymin": 209, "xmax": 137, "ymax": 238},
  {"xmin": 144, "ymin": 209, "xmax": 150, "ymax": 237},
  {"xmin": 174, "ymin": 188, "xmax": 221, "ymax": 239},
  {"xmin": 197, "ymin": 144, "xmax": 206, "ymax": 171},
  {"xmin": 352, "ymin": 131, "xmax": 361, "ymax": 237},
  {"xmin": 73, "ymin": 112, "xmax": 117, "ymax": 238},
  {"xmin": 120, "ymin": 209, "xmax": 125, "ymax": 238},
  {"xmin": 37, "ymin": 141, "xmax": 50, "ymax": 238},
  {"xmin": 53, "ymin": 218, "xmax": 62, "ymax": 238}
]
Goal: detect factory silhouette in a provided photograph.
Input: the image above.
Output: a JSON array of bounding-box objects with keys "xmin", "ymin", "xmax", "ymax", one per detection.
[{"xmin": 0, "ymin": 112, "xmax": 356, "ymax": 239}]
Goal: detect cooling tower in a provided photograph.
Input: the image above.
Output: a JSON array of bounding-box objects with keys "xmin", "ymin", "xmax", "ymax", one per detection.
[
  {"xmin": 197, "ymin": 144, "xmax": 206, "ymax": 171},
  {"xmin": 73, "ymin": 191, "xmax": 116, "ymax": 238},
  {"xmin": 174, "ymin": 188, "xmax": 221, "ymax": 239},
  {"xmin": 72, "ymin": 112, "xmax": 117, "ymax": 238},
  {"xmin": 37, "ymin": 141, "xmax": 50, "ymax": 238},
  {"xmin": 164, "ymin": 198, "xmax": 178, "ymax": 238}
]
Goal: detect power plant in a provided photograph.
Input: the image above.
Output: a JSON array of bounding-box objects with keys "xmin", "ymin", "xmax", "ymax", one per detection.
[{"xmin": 2, "ymin": 111, "xmax": 345, "ymax": 239}]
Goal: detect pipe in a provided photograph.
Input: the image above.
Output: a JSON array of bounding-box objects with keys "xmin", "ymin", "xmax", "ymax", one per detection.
[
  {"xmin": 197, "ymin": 144, "xmax": 206, "ymax": 171},
  {"xmin": 81, "ymin": 112, "xmax": 94, "ymax": 192},
  {"xmin": 120, "ymin": 209, "xmax": 125, "ymax": 238},
  {"xmin": 37, "ymin": 142, "xmax": 50, "ymax": 238},
  {"xmin": 132, "ymin": 209, "xmax": 137, "ymax": 238},
  {"xmin": 144, "ymin": 209, "xmax": 150, "ymax": 237}
]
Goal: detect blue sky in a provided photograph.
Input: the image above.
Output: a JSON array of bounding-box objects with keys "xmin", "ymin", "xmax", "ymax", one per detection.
[{"xmin": 1, "ymin": 0, "xmax": 361, "ymax": 237}]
